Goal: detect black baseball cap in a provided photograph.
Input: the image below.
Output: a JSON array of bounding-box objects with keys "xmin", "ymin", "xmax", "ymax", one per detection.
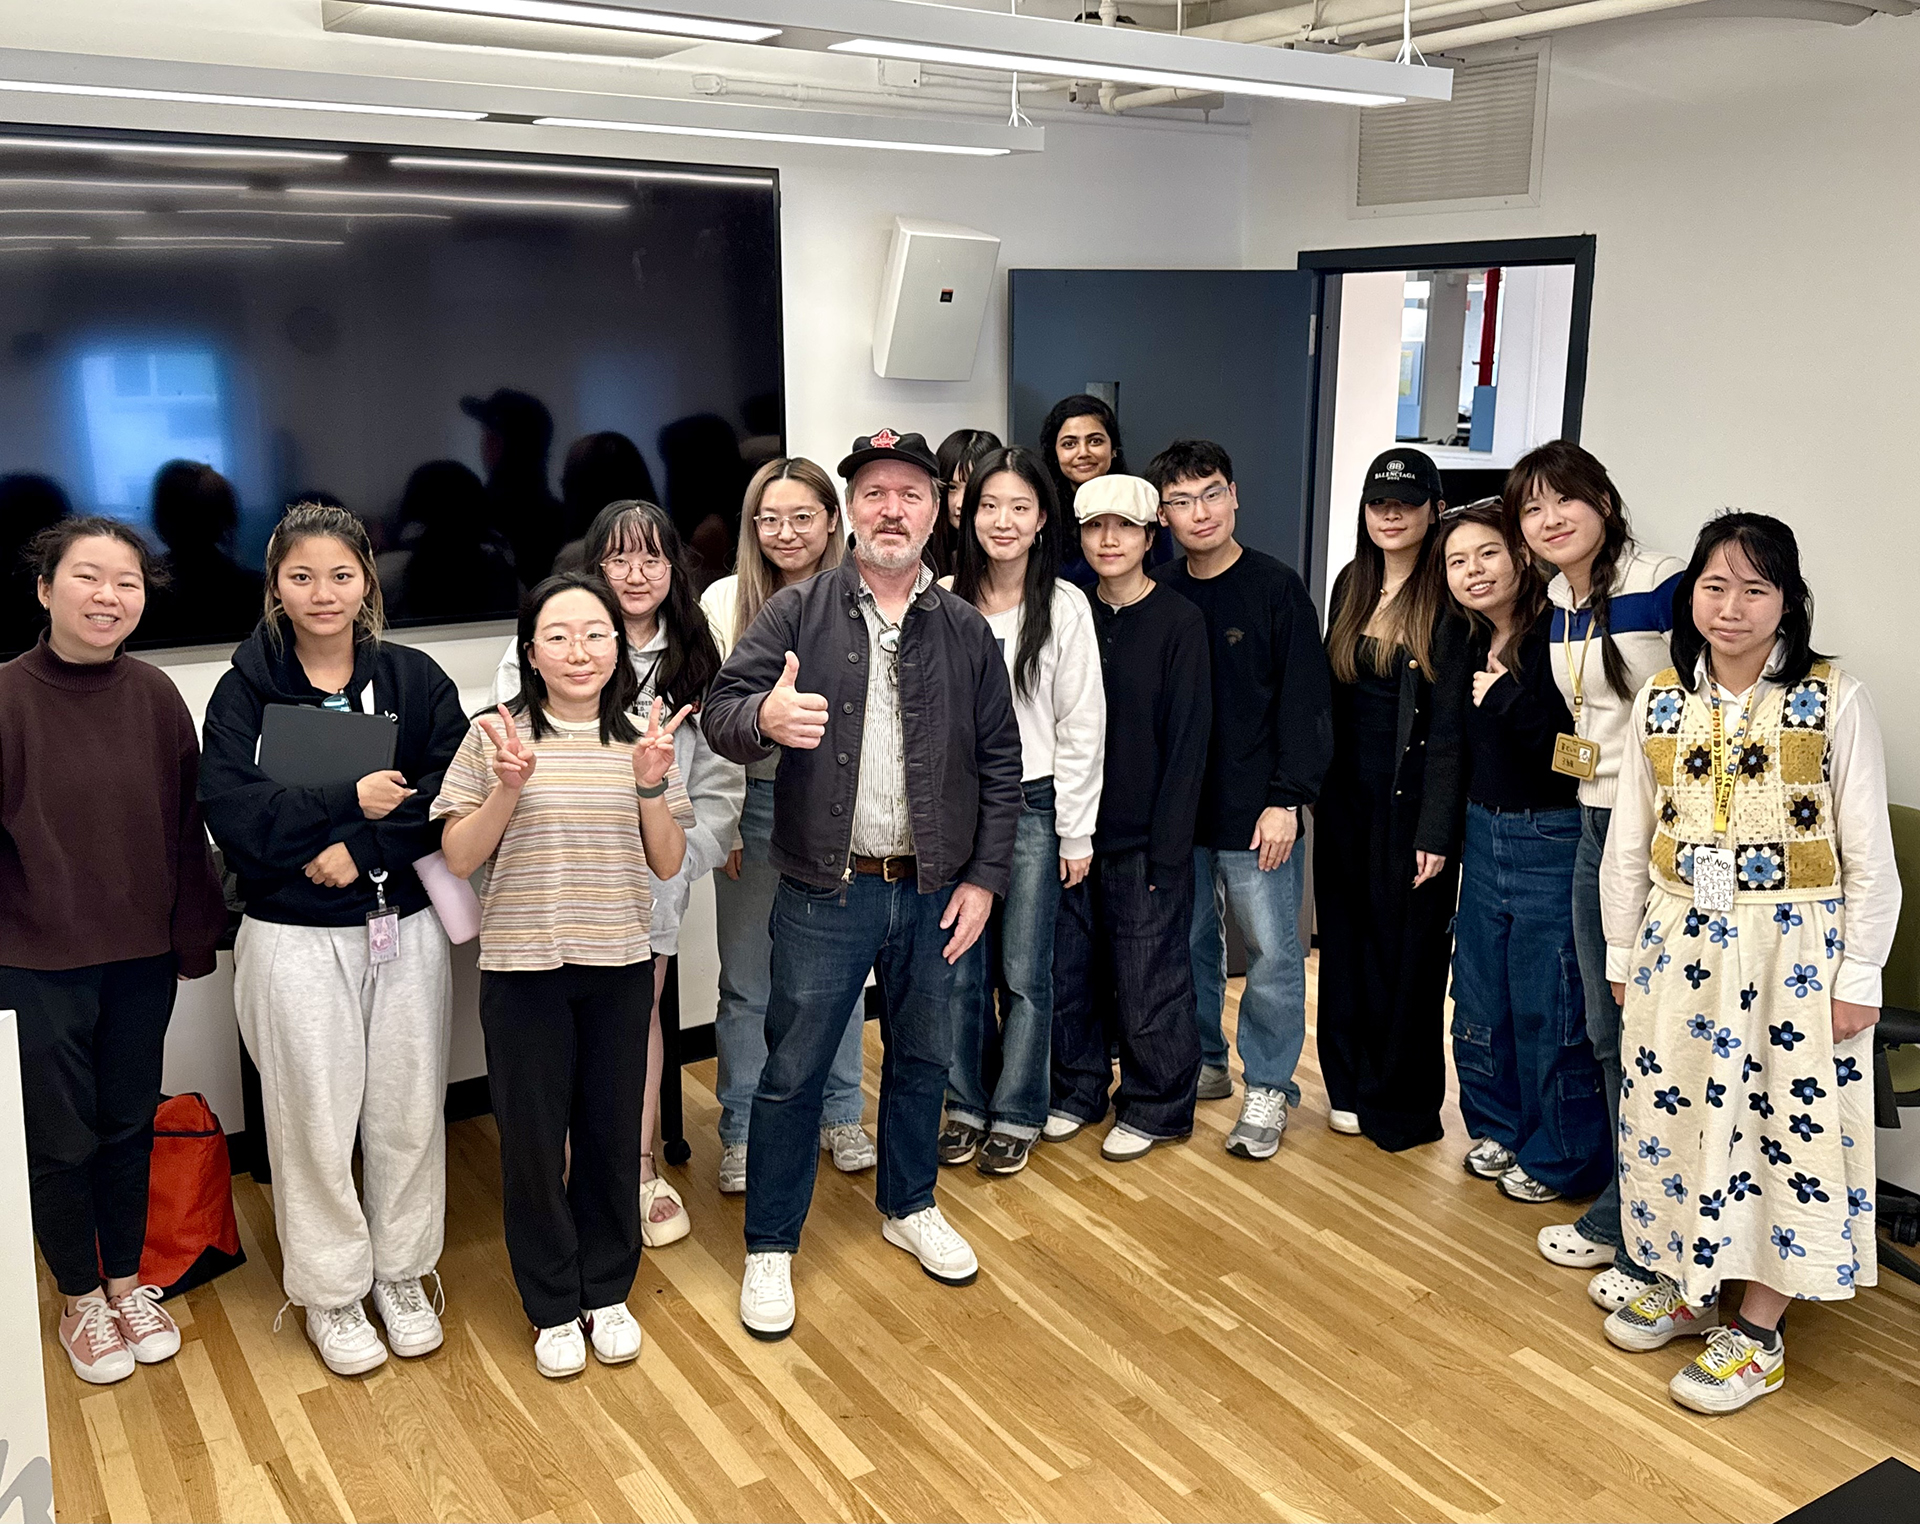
[
  {"xmin": 837, "ymin": 428, "xmax": 940, "ymax": 482},
  {"xmin": 1361, "ymin": 447, "xmax": 1443, "ymax": 508},
  {"xmin": 461, "ymin": 387, "xmax": 553, "ymax": 448}
]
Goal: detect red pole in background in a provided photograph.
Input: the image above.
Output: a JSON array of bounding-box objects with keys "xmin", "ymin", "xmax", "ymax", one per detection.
[{"xmin": 1477, "ymin": 266, "xmax": 1502, "ymax": 388}]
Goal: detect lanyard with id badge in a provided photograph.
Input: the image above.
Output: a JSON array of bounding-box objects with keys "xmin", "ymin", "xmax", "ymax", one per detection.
[
  {"xmin": 1691, "ymin": 686, "xmax": 1749, "ymax": 914},
  {"xmin": 367, "ymin": 868, "xmax": 401, "ymax": 965},
  {"xmin": 1552, "ymin": 611, "xmax": 1600, "ymax": 780}
]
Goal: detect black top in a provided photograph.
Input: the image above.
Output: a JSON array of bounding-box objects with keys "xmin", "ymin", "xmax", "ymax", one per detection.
[
  {"xmin": 1459, "ymin": 612, "xmax": 1579, "ymax": 811},
  {"xmin": 1153, "ymin": 546, "xmax": 1333, "ymax": 849},
  {"xmin": 200, "ymin": 624, "xmax": 468, "ymax": 927},
  {"xmin": 1087, "ymin": 583, "xmax": 1212, "ymax": 885},
  {"xmin": 1345, "ymin": 644, "xmax": 1404, "ymax": 783}
]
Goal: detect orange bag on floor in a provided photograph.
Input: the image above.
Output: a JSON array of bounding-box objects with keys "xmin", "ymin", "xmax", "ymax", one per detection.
[{"xmin": 138, "ymin": 1093, "xmax": 246, "ymax": 1298}]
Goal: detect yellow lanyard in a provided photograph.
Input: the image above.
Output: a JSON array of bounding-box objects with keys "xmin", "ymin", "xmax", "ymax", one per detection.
[
  {"xmin": 1561, "ymin": 608, "xmax": 1595, "ymax": 730},
  {"xmin": 1708, "ymin": 686, "xmax": 1751, "ymax": 838}
]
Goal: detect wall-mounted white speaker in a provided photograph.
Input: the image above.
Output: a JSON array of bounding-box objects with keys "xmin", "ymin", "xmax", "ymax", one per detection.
[{"xmin": 872, "ymin": 217, "xmax": 1001, "ymax": 382}]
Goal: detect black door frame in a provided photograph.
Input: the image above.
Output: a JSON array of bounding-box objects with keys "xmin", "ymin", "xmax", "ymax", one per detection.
[{"xmin": 1295, "ymin": 234, "xmax": 1597, "ymax": 612}]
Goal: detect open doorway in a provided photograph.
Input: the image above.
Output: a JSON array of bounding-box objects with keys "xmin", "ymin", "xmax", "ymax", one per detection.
[{"xmin": 1299, "ymin": 236, "xmax": 1596, "ymax": 611}]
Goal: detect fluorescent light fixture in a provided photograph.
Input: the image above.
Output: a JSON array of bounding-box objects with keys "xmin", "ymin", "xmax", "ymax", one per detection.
[
  {"xmin": 0, "ymin": 206, "xmax": 145, "ymax": 216},
  {"xmin": 0, "ymin": 134, "xmax": 345, "ymax": 163},
  {"xmin": 0, "ymin": 176, "xmax": 251, "ymax": 193},
  {"xmin": 0, "ymin": 79, "xmax": 486, "ymax": 121},
  {"xmin": 827, "ymin": 38, "xmax": 1402, "ymax": 106},
  {"xmin": 117, "ymin": 234, "xmax": 345, "ymax": 246},
  {"xmin": 0, "ymin": 232, "xmax": 89, "ymax": 241},
  {"xmin": 359, "ymin": 0, "xmax": 779, "ymax": 43},
  {"xmin": 390, "ymin": 154, "xmax": 772, "ymax": 187},
  {"xmin": 535, "ymin": 116, "xmax": 1008, "ymax": 156},
  {"xmin": 285, "ymin": 184, "xmax": 629, "ymax": 211},
  {"xmin": 177, "ymin": 207, "xmax": 454, "ymax": 220}
]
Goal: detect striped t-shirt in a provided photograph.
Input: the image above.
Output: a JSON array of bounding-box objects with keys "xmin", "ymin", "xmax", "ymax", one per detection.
[{"xmin": 430, "ymin": 711, "xmax": 690, "ymax": 972}]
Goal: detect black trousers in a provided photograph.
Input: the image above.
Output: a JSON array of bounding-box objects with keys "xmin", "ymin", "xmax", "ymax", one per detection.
[
  {"xmin": 479, "ymin": 960, "xmax": 650, "ymax": 1328},
  {"xmin": 1, "ymin": 954, "xmax": 178, "ymax": 1297},
  {"xmin": 1050, "ymin": 849, "xmax": 1201, "ymax": 1139}
]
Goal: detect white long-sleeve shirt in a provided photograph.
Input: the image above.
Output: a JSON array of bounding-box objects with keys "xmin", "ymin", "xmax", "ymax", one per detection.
[{"xmin": 1601, "ymin": 655, "xmax": 1900, "ymax": 1005}]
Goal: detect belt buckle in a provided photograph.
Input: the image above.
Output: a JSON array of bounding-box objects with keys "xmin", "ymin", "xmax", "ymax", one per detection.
[{"xmin": 884, "ymin": 855, "xmax": 908, "ymax": 883}]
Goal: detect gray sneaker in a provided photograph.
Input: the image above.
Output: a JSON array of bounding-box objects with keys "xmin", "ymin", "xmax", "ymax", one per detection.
[
  {"xmin": 1196, "ymin": 1063, "xmax": 1233, "ymax": 1101},
  {"xmin": 821, "ymin": 1123, "xmax": 877, "ymax": 1173},
  {"xmin": 1225, "ymin": 1087, "xmax": 1287, "ymax": 1160},
  {"xmin": 718, "ymin": 1141, "xmax": 748, "ymax": 1195}
]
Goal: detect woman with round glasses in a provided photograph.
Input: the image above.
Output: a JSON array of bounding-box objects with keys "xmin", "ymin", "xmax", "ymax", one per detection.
[
  {"xmin": 491, "ymin": 500, "xmax": 739, "ymax": 1250},
  {"xmin": 699, "ymin": 459, "xmax": 878, "ymax": 1195}
]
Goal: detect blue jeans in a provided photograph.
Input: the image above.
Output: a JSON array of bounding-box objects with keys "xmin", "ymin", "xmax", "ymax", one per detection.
[
  {"xmin": 745, "ymin": 873, "xmax": 958, "ymax": 1253},
  {"xmin": 1190, "ymin": 846, "xmax": 1308, "ymax": 1104},
  {"xmin": 712, "ymin": 779, "xmax": 865, "ymax": 1146},
  {"xmin": 1570, "ymin": 804, "xmax": 1653, "ymax": 1279},
  {"xmin": 946, "ymin": 778, "xmax": 1060, "ymax": 1139},
  {"xmin": 1450, "ymin": 805, "xmax": 1611, "ymax": 1195}
]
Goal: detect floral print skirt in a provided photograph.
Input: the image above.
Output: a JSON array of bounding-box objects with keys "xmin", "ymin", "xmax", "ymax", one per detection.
[{"xmin": 1617, "ymin": 886, "xmax": 1875, "ymax": 1304}]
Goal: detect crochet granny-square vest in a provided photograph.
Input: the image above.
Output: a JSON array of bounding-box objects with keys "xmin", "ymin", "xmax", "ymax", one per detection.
[{"xmin": 1637, "ymin": 661, "xmax": 1840, "ymax": 902}]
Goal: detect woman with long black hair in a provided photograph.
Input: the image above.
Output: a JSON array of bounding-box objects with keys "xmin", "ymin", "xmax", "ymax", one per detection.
[
  {"xmin": 929, "ymin": 429, "xmax": 1001, "ymax": 577},
  {"xmin": 1313, "ymin": 449, "xmax": 1461, "ymax": 1152},
  {"xmin": 937, "ymin": 447, "xmax": 1105, "ymax": 1176},
  {"xmin": 491, "ymin": 500, "xmax": 740, "ymax": 1249},
  {"xmin": 1039, "ymin": 394, "xmax": 1132, "ymax": 585}
]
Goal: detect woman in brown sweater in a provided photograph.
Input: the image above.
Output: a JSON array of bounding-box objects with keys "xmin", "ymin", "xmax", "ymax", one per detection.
[{"xmin": 0, "ymin": 517, "xmax": 226, "ymax": 1387}]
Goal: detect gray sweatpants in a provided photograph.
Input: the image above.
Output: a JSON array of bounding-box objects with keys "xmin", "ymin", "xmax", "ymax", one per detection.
[{"xmin": 234, "ymin": 909, "xmax": 452, "ymax": 1310}]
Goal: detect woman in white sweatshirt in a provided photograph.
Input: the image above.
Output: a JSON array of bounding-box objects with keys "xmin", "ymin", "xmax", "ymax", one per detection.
[
  {"xmin": 1506, "ymin": 441, "xmax": 1687, "ymax": 1313},
  {"xmin": 936, "ymin": 446, "xmax": 1105, "ymax": 1177}
]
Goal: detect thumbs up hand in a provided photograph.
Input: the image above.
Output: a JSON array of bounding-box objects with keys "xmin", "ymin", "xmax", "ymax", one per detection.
[
  {"xmin": 757, "ymin": 650, "xmax": 829, "ymax": 749},
  {"xmin": 1471, "ymin": 653, "xmax": 1508, "ymax": 709}
]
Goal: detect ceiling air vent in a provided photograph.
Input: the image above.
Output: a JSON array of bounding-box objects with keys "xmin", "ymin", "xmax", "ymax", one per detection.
[{"xmin": 1354, "ymin": 46, "xmax": 1547, "ymax": 216}]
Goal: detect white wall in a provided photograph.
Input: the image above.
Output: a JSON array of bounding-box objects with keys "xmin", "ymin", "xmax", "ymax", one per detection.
[{"xmin": 1324, "ymin": 268, "xmax": 1404, "ymax": 607}]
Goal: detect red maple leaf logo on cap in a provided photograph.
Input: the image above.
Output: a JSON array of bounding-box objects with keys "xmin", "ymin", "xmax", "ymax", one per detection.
[{"xmin": 869, "ymin": 428, "xmax": 900, "ymax": 450}]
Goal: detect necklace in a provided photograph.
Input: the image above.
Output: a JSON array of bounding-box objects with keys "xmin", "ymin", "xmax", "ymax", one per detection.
[{"xmin": 1098, "ymin": 579, "xmax": 1152, "ymax": 611}]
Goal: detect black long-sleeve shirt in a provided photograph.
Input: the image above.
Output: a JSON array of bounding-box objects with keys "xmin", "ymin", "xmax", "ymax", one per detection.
[
  {"xmin": 1431, "ymin": 609, "xmax": 1579, "ymax": 813},
  {"xmin": 1087, "ymin": 584, "xmax": 1211, "ymax": 886},
  {"xmin": 1154, "ymin": 547, "xmax": 1333, "ymax": 849}
]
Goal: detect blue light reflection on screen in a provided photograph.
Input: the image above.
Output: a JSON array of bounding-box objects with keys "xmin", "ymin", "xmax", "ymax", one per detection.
[{"xmin": 76, "ymin": 343, "xmax": 227, "ymax": 513}]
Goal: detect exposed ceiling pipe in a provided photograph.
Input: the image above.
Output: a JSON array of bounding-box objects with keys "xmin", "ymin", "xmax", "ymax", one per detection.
[
  {"xmin": 1346, "ymin": 0, "xmax": 1711, "ymax": 55},
  {"xmin": 1304, "ymin": 0, "xmax": 1587, "ymax": 40}
]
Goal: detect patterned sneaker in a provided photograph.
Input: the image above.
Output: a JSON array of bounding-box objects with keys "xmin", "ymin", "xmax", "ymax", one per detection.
[
  {"xmin": 937, "ymin": 1118, "xmax": 984, "ymax": 1166},
  {"xmin": 718, "ymin": 1142, "xmax": 748, "ymax": 1195},
  {"xmin": 1463, "ymin": 1138, "xmax": 1517, "ymax": 1179},
  {"xmin": 1497, "ymin": 1165, "xmax": 1562, "ymax": 1203},
  {"xmin": 110, "ymin": 1285, "xmax": 182, "ymax": 1364},
  {"xmin": 976, "ymin": 1131, "xmax": 1033, "ymax": 1176},
  {"xmin": 1196, "ymin": 1064, "xmax": 1233, "ymax": 1102},
  {"xmin": 1604, "ymin": 1281, "xmax": 1715, "ymax": 1352},
  {"xmin": 820, "ymin": 1123, "xmax": 877, "ymax": 1173},
  {"xmin": 60, "ymin": 1294, "xmax": 135, "ymax": 1385},
  {"xmin": 1588, "ymin": 1266, "xmax": 1654, "ymax": 1312},
  {"xmin": 1670, "ymin": 1325, "xmax": 1784, "ymax": 1414},
  {"xmin": 1226, "ymin": 1088, "xmax": 1287, "ymax": 1160}
]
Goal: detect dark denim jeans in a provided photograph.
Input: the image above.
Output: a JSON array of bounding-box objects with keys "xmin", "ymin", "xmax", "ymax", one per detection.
[
  {"xmin": 946, "ymin": 778, "xmax": 1060, "ymax": 1139},
  {"xmin": 1450, "ymin": 804, "xmax": 1611, "ymax": 1196},
  {"xmin": 745, "ymin": 872, "xmax": 958, "ymax": 1253},
  {"xmin": 1051, "ymin": 848, "xmax": 1201, "ymax": 1139}
]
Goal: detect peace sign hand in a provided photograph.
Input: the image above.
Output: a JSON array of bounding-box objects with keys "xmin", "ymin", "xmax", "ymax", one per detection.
[
  {"xmin": 478, "ymin": 705, "xmax": 537, "ymax": 792},
  {"xmin": 633, "ymin": 696, "xmax": 694, "ymax": 793}
]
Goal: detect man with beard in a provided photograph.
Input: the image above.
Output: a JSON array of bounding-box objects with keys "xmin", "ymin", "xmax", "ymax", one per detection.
[{"xmin": 704, "ymin": 429, "xmax": 1023, "ymax": 1339}]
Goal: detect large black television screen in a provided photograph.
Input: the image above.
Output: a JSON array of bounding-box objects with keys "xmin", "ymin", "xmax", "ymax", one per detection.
[{"xmin": 0, "ymin": 124, "xmax": 783, "ymax": 655}]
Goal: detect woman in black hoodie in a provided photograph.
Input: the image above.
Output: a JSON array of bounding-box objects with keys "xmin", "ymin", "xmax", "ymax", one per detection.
[{"xmin": 200, "ymin": 504, "xmax": 466, "ymax": 1379}]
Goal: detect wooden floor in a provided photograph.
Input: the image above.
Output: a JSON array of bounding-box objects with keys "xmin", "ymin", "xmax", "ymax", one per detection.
[{"xmin": 40, "ymin": 964, "xmax": 1920, "ymax": 1524}]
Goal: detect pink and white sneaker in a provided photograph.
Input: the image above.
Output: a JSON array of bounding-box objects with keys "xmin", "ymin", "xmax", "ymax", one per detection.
[
  {"xmin": 60, "ymin": 1294, "xmax": 135, "ymax": 1384},
  {"xmin": 110, "ymin": 1284, "xmax": 182, "ymax": 1364}
]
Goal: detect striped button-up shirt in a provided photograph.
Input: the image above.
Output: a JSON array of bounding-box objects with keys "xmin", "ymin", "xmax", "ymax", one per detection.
[{"xmin": 848, "ymin": 562, "xmax": 933, "ymax": 857}]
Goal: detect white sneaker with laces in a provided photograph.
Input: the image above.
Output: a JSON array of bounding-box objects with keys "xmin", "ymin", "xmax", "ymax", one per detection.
[
  {"xmin": 1463, "ymin": 1138, "xmax": 1517, "ymax": 1179},
  {"xmin": 718, "ymin": 1141, "xmax": 748, "ymax": 1194},
  {"xmin": 110, "ymin": 1284, "xmax": 182, "ymax": 1364},
  {"xmin": 1226, "ymin": 1087, "xmax": 1288, "ymax": 1160},
  {"xmin": 1670, "ymin": 1324, "xmax": 1784, "ymax": 1414},
  {"xmin": 372, "ymin": 1276, "xmax": 444, "ymax": 1358},
  {"xmin": 821, "ymin": 1123, "xmax": 878, "ymax": 1173},
  {"xmin": 585, "ymin": 1302, "xmax": 642, "ymax": 1364},
  {"xmin": 305, "ymin": 1301, "xmax": 388, "ymax": 1377},
  {"xmin": 1588, "ymin": 1266, "xmax": 1654, "ymax": 1312},
  {"xmin": 881, "ymin": 1204, "xmax": 979, "ymax": 1285},
  {"xmin": 1497, "ymin": 1164, "xmax": 1562, "ymax": 1204},
  {"xmin": 534, "ymin": 1320, "xmax": 586, "ymax": 1378},
  {"xmin": 1537, "ymin": 1221, "xmax": 1614, "ymax": 1268},
  {"xmin": 1604, "ymin": 1280, "xmax": 1714, "ymax": 1352},
  {"xmin": 740, "ymin": 1251, "xmax": 796, "ymax": 1340}
]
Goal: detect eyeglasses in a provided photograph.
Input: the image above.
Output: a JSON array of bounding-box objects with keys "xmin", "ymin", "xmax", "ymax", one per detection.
[
  {"xmin": 1160, "ymin": 483, "xmax": 1232, "ymax": 513},
  {"xmin": 601, "ymin": 552, "xmax": 670, "ymax": 581},
  {"xmin": 537, "ymin": 630, "xmax": 615, "ymax": 654},
  {"xmin": 753, "ymin": 510, "xmax": 822, "ymax": 536},
  {"xmin": 1440, "ymin": 496, "xmax": 1503, "ymax": 521}
]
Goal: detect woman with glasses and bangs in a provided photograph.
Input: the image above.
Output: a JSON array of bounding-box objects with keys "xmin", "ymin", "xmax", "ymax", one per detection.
[
  {"xmin": 491, "ymin": 500, "xmax": 741, "ymax": 1251},
  {"xmin": 699, "ymin": 460, "xmax": 878, "ymax": 1195}
]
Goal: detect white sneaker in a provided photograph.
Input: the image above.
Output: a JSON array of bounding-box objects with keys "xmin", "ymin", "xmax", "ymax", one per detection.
[
  {"xmin": 1604, "ymin": 1281, "xmax": 1715, "ymax": 1353},
  {"xmin": 534, "ymin": 1320, "xmax": 586, "ymax": 1378},
  {"xmin": 110, "ymin": 1285, "xmax": 182, "ymax": 1364},
  {"xmin": 1670, "ymin": 1325, "xmax": 1784, "ymax": 1414},
  {"xmin": 1226, "ymin": 1087, "xmax": 1288, "ymax": 1160},
  {"xmin": 1588, "ymin": 1266, "xmax": 1653, "ymax": 1312},
  {"xmin": 740, "ymin": 1251, "xmax": 796, "ymax": 1340},
  {"xmin": 1101, "ymin": 1122, "xmax": 1159, "ymax": 1161},
  {"xmin": 372, "ymin": 1276, "xmax": 444, "ymax": 1358},
  {"xmin": 718, "ymin": 1141, "xmax": 748, "ymax": 1195},
  {"xmin": 1537, "ymin": 1221, "xmax": 1614, "ymax": 1268},
  {"xmin": 881, "ymin": 1204, "xmax": 978, "ymax": 1285},
  {"xmin": 306, "ymin": 1302, "xmax": 388, "ymax": 1377},
  {"xmin": 821, "ymin": 1122, "xmax": 878, "ymax": 1173},
  {"xmin": 1463, "ymin": 1138, "xmax": 1517, "ymax": 1179},
  {"xmin": 1497, "ymin": 1165, "xmax": 1562, "ymax": 1204},
  {"xmin": 1328, "ymin": 1109, "xmax": 1362, "ymax": 1136},
  {"xmin": 1041, "ymin": 1112, "xmax": 1085, "ymax": 1143},
  {"xmin": 585, "ymin": 1302, "xmax": 642, "ymax": 1364}
]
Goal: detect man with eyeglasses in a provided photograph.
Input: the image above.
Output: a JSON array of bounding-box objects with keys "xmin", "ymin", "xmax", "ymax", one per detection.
[
  {"xmin": 1149, "ymin": 439, "xmax": 1334, "ymax": 1164},
  {"xmin": 704, "ymin": 428, "xmax": 1023, "ymax": 1340}
]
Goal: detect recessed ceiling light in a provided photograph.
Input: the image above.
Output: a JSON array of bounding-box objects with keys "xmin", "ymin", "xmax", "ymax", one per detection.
[
  {"xmin": 0, "ymin": 79, "xmax": 486, "ymax": 122},
  {"xmin": 390, "ymin": 154, "xmax": 773, "ymax": 187},
  {"xmin": 357, "ymin": 0, "xmax": 780, "ymax": 43},
  {"xmin": 0, "ymin": 177, "xmax": 252, "ymax": 193},
  {"xmin": 0, "ymin": 135, "xmax": 346, "ymax": 164},
  {"xmin": 534, "ymin": 116, "xmax": 1010, "ymax": 157},
  {"xmin": 285, "ymin": 184, "xmax": 630, "ymax": 211}
]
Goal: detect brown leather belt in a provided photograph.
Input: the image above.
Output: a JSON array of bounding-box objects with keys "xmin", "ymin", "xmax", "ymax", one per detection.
[{"xmin": 851, "ymin": 854, "xmax": 916, "ymax": 882}]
